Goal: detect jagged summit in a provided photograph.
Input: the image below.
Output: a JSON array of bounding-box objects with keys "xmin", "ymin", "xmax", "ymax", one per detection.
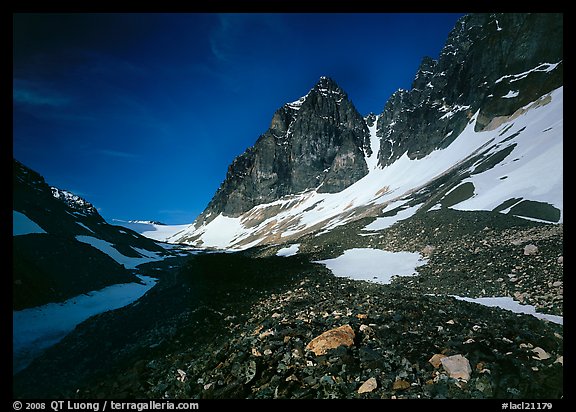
[
  {"xmin": 284, "ymin": 76, "xmax": 346, "ymax": 111},
  {"xmin": 312, "ymin": 76, "xmax": 347, "ymax": 98},
  {"xmin": 192, "ymin": 76, "xmax": 371, "ymax": 227},
  {"xmin": 51, "ymin": 187, "xmax": 98, "ymax": 217},
  {"xmin": 376, "ymin": 12, "xmax": 563, "ymax": 167}
]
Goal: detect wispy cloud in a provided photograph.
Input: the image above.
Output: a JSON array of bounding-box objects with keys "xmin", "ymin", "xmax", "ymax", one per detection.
[
  {"xmin": 97, "ymin": 149, "xmax": 139, "ymax": 159},
  {"xmin": 13, "ymin": 83, "xmax": 71, "ymax": 107},
  {"xmin": 81, "ymin": 50, "xmax": 148, "ymax": 78},
  {"xmin": 209, "ymin": 14, "xmax": 235, "ymax": 63},
  {"xmin": 209, "ymin": 14, "xmax": 286, "ymax": 64}
]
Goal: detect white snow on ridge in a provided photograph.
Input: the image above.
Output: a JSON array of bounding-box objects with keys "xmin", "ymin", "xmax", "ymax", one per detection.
[
  {"xmin": 453, "ymin": 295, "xmax": 562, "ymax": 325},
  {"xmin": 439, "ymin": 104, "xmax": 471, "ymax": 120},
  {"xmin": 315, "ymin": 248, "xmax": 427, "ymax": 284},
  {"xmin": 495, "ymin": 62, "xmax": 561, "ymax": 84},
  {"xmin": 13, "ymin": 275, "xmax": 156, "ymax": 374},
  {"xmin": 286, "ymin": 94, "xmax": 308, "ymax": 110},
  {"xmin": 75, "ymin": 235, "xmax": 162, "ymax": 269},
  {"xmin": 13, "ymin": 211, "xmax": 46, "ymax": 236}
]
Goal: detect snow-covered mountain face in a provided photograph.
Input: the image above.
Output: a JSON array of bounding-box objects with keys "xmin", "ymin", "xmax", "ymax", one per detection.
[
  {"xmin": 169, "ymin": 13, "xmax": 562, "ymax": 250},
  {"xmin": 12, "ymin": 159, "xmax": 168, "ymax": 310}
]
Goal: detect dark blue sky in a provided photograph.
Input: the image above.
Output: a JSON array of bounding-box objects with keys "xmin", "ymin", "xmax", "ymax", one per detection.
[{"xmin": 13, "ymin": 13, "xmax": 464, "ymax": 224}]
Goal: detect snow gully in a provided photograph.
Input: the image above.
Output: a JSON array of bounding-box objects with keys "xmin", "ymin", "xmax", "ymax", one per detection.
[{"xmin": 51, "ymin": 401, "xmax": 100, "ymax": 412}]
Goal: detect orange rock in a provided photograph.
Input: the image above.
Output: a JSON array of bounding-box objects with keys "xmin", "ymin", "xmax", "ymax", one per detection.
[
  {"xmin": 305, "ymin": 324, "xmax": 355, "ymax": 356},
  {"xmin": 428, "ymin": 353, "xmax": 447, "ymax": 368},
  {"xmin": 392, "ymin": 379, "xmax": 411, "ymax": 391}
]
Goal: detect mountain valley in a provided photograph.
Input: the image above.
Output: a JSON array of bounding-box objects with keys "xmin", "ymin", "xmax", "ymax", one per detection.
[{"xmin": 12, "ymin": 13, "xmax": 563, "ymax": 400}]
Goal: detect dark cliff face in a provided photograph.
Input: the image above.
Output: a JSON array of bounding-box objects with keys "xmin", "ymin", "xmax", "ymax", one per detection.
[
  {"xmin": 198, "ymin": 76, "xmax": 371, "ymax": 221},
  {"xmin": 376, "ymin": 13, "xmax": 563, "ymax": 166}
]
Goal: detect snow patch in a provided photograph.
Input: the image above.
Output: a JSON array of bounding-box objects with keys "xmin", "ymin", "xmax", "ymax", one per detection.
[
  {"xmin": 363, "ymin": 203, "xmax": 421, "ymax": 231},
  {"xmin": 495, "ymin": 62, "xmax": 561, "ymax": 84},
  {"xmin": 439, "ymin": 104, "xmax": 470, "ymax": 120},
  {"xmin": 315, "ymin": 248, "xmax": 427, "ymax": 285},
  {"xmin": 276, "ymin": 244, "xmax": 300, "ymax": 257},
  {"xmin": 13, "ymin": 275, "xmax": 156, "ymax": 374},
  {"xmin": 502, "ymin": 90, "xmax": 519, "ymax": 99},
  {"xmin": 495, "ymin": 19, "xmax": 502, "ymax": 31},
  {"xmin": 189, "ymin": 214, "xmax": 248, "ymax": 249},
  {"xmin": 75, "ymin": 235, "xmax": 162, "ymax": 268},
  {"xmin": 452, "ymin": 295, "xmax": 562, "ymax": 325},
  {"xmin": 364, "ymin": 115, "xmax": 381, "ymax": 170},
  {"xmin": 286, "ymin": 93, "xmax": 309, "ymax": 110},
  {"xmin": 13, "ymin": 211, "xmax": 46, "ymax": 236}
]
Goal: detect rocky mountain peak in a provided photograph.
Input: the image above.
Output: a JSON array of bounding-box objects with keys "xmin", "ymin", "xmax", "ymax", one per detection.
[
  {"xmin": 191, "ymin": 77, "xmax": 371, "ymax": 227},
  {"xmin": 376, "ymin": 12, "xmax": 563, "ymax": 167},
  {"xmin": 312, "ymin": 76, "xmax": 347, "ymax": 99},
  {"xmin": 51, "ymin": 187, "xmax": 98, "ymax": 217}
]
